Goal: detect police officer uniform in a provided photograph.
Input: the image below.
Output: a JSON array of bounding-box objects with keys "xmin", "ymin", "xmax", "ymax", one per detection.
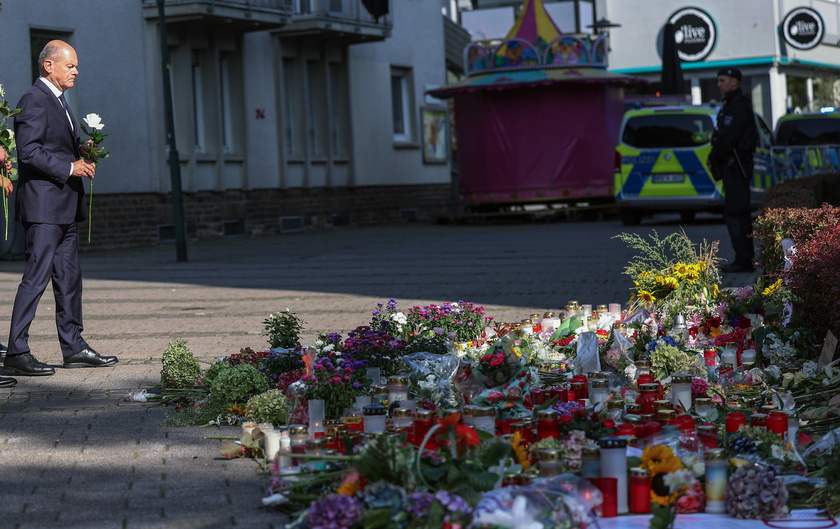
[{"xmin": 708, "ymin": 67, "xmax": 757, "ymax": 273}]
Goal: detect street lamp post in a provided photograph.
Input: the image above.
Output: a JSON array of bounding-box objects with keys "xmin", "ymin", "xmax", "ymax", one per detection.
[{"xmin": 157, "ymin": 0, "xmax": 188, "ymax": 262}]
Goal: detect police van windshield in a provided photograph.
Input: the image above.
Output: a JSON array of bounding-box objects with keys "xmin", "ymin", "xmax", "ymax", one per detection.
[
  {"xmin": 622, "ymin": 114, "xmax": 715, "ymax": 149},
  {"xmin": 775, "ymin": 116, "xmax": 840, "ymax": 146}
]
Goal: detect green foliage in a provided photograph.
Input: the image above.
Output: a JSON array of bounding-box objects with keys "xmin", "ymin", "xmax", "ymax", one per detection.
[
  {"xmin": 264, "ymin": 310, "xmax": 305, "ymax": 349},
  {"xmin": 244, "ymin": 389, "xmax": 289, "ymax": 426},
  {"xmin": 160, "ymin": 339, "xmax": 202, "ymax": 389},
  {"xmin": 209, "ymin": 363, "xmax": 269, "ymax": 405}
]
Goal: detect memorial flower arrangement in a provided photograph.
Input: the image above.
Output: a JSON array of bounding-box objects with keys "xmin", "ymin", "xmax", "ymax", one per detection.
[{"xmin": 148, "ymin": 223, "xmax": 840, "ymax": 526}]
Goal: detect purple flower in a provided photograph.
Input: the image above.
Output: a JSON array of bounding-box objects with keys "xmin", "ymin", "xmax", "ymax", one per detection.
[{"xmin": 307, "ymin": 493, "xmax": 363, "ymax": 528}]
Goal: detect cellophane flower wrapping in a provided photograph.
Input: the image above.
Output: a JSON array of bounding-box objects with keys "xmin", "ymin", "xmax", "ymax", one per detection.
[{"xmin": 471, "ymin": 474, "xmax": 601, "ymax": 529}]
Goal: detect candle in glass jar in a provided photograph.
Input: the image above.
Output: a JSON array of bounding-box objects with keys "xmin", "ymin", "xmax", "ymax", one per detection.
[
  {"xmin": 636, "ymin": 383, "xmax": 660, "ymax": 415},
  {"xmin": 536, "ymin": 409, "xmax": 561, "ymax": 440},
  {"xmin": 473, "ymin": 406, "xmax": 496, "ymax": 435},
  {"xmin": 767, "ymin": 411, "xmax": 787, "ymax": 437},
  {"xmin": 704, "ymin": 448, "xmax": 727, "ymax": 513},
  {"xmin": 694, "ymin": 397, "xmax": 713, "ymax": 417},
  {"xmin": 413, "ymin": 410, "xmax": 436, "ymax": 448},
  {"xmin": 590, "ymin": 379, "xmax": 610, "ymax": 408},
  {"xmin": 241, "ymin": 421, "xmax": 258, "ymax": 436},
  {"xmin": 581, "ymin": 445, "xmax": 601, "ymax": 478},
  {"xmin": 740, "ymin": 348, "xmax": 757, "ymax": 366},
  {"xmin": 363, "ymin": 405, "xmax": 387, "ymax": 433},
  {"xmin": 599, "ymin": 437, "xmax": 629, "ymax": 514},
  {"xmin": 725, "ymin": 412, "xmax": 747, "ymax": 434},
  {"xmin": 704, "ymin": 348, "xmax": 718, "ymax": 367},
  {"xmin": 308, "ymin": 399, "xmax": 325, "ymax": 438},
  {"xmin": 520, "ymin": 319, "xmax": 534, "ymax": 335},
  {"xmin": 530, "ymin": 385, "xmax": 546, "ymax": 406},
  {"xmin": 392, "ymin": 408, "xmax": 414, "ymax": 429},
  {"xmin": 387, "ymin": 376, "xmax": 409, "ymax": 406},
  {"xmin": 750, "ymin": 413, "xmax": 768, "ymax": 431},
  {"xmin": 264, "ymin": 429, "xmax": 283, "ymax": 461},
  {"xmin": 720, "ymin": 347, "xmax": 737, "ymax": 367},
  {"xmin": 629, "ymin": 467, "xmax": 651, "ymax": 514},
  {"xmin": 288, "ymin": 424, "xmax": 308, "ymax": 465},
  {"xmin": 670, "ymin": 373, "xmax": 693, "ymax": 411},
  {"xmin": 537, "ymin": 448, "xmax": 563, "ymax": 477}
]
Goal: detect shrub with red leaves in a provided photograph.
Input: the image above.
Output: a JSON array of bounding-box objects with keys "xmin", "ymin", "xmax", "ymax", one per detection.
[
  {"xmin": 755, "ymin": 204, "xmax": 840, "ymax": 275},
  {"xmin": 786, "ymin": 223, "xmax": 840, "ymax": 339}
]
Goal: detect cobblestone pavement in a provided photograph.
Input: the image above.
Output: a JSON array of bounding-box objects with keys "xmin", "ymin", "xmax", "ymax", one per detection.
[{"xmin": 0, "ymin": 213, "xmax": 759, "ymax": 529}]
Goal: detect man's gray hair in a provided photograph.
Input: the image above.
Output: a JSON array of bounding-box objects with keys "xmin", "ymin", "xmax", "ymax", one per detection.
[{"xmin": 38, "ymin": 42, "xmax": 64, "ymax": 69}]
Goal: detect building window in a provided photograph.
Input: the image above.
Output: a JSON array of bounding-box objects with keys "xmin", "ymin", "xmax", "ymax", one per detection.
[
  {"xmin": 219, "ymin": 52, "xmax": 234, "ymax": 153},
  {"xmin": 391, "ymin": 67, "xmax": 414, "ymax": 143},
  {"xmin": 30, "ymin": 30, "xmax": 72, "ymax": 83},
  {"xmin": 328, "ymin": 62, "xmax": 349, "ymax": 157},
  {"xmin": 191, "ymin": 49, "xmax": 205, "ymax": 152},
  {"xmin": 281, "ymin": 58, "xmax": 296, "ymax": 156}
]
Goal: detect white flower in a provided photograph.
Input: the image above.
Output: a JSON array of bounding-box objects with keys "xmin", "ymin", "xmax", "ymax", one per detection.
[
  {"xmin": 472, "ymin": 496, "xmax": 544, "ymax": 529},
  {"xmin": 83, "ymin": 113, "xmax": 105, "ymax": 130},
  {"xmin": 0, "ymin": 84, "xmax": 4, "ymax": 97},
  {"xmin": 770, "ymin": 444, "xmax": 786, "ymax": 460},
  {"xmin": 393, "ymin": 311, "xmax": 407, "ymax": 325},
  {"xmin": 663, "ymin": 469, "xmax": 695, "ymax": 494},
  {"xmin": 261, "ymin": 493, "xmax": 289, "ymax": 506}
]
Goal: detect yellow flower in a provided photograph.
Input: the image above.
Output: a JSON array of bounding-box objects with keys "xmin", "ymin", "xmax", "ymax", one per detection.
[
  {"xmin": 337, "ymin": 473, "xmax": 363, "ymax": 496},
  {"xmin": 510, "ymin": 431, "xmax": 531, "ymax": 470},
  {"xmin": 639, "ymin": 271, "xmax": 652, "ymax": 279},
  {"xmin": 682, "ymin": 265, "xmax": 700, "ymax": 282},
  {"xmin": 697, "ymin": 261, "xmax": 707, "ymax": 272},
  {"xmin": 763, "ymin": 279, "xmax": 783, "ymax": 297},
  {"xmin": 673, "ymin": 263, "xmax": 690, "ymax": 278},
  {"xmin": 641, "ymin": 445, "xmax": 676, "ymax": 468},
  {"xmin": 711, "ymin": 284, "xmax": 720, "ymax": 298},
  {"xmin": 226, "ymin": 403, "xmax": 246, "ymax": 415},
  {"xmin": 659, "ymin": 276, "xmax": 680, "ymax": 290},
  {"xmin": 637, "ymin": 290, "xmax": 656, "ymax": 304}
]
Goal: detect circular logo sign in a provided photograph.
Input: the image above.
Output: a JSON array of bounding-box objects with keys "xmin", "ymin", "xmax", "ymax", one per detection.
[
  {"xmin": 782, "ymin": 7, "xmax": 824, "ymax": 50},
  {"xmin": 668, "ymin": 7, "xmax": 716, "ymax": 62}
]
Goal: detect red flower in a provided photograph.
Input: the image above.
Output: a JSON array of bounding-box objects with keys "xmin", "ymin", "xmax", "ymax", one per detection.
[
  {"xmin": 739, "ymin": 317, "xmax": 751, "ymax": 328},
  {"xmin": 559, "ymin": 414, "xmax": 573, "ymax": 423},
  {"xmin": 706, "ymin": 317, "xmax": 721, "ymax": 328},
  {"xmin": 455, "ymin": 424, "xmax": 481, "ymax": 447}
]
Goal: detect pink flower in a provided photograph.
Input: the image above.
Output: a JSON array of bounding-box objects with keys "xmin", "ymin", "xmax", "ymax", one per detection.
[{"xmin": 676, "ymin": 481, "xmax": 705, "ymax": 513}]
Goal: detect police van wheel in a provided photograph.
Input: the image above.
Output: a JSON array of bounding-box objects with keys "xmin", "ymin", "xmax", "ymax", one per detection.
[
  {"xmin": 679, "ymin": 211, "xmax": 696, "ymax": 223},
  {"xmin": 619, "ymin": 208, "xmax": 643, "ymax": 226}
]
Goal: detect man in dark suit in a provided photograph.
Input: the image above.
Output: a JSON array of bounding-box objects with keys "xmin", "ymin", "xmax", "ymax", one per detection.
[{"xmin": 3, "ymin": 40, "xmax": 118, "ymax": 377}]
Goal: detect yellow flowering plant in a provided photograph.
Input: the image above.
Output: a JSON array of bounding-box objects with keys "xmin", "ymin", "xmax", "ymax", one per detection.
[{"xmin": 615, "ymin": 230, "xmax": 722, "ymax": 323}]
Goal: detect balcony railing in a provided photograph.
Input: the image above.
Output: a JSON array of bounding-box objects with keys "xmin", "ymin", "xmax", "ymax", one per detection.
[
  {"xmin": 142, "ymin": 0, "xmax": 292, "ymax": 30},
  {"xmin": 275, "ymin": 0, "xmax": 392, "ymax": 42}
]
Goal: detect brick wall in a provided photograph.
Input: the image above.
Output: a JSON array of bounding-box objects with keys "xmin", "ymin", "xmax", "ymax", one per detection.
[{"xmin": 79, "ymin": 184, "xmax": 452, "ymax": 250}]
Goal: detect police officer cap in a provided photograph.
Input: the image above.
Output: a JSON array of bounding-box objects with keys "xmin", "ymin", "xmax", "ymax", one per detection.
[{"xmin": 717, "ymin": 67, "xmax": 742, "ymax": 80}]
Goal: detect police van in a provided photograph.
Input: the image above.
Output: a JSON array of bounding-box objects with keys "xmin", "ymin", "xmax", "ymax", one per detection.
[
  {"xmin": 614, "ymin": 105, "xmax": 776, "ymax": 225},
  {"xmin": 773, "ymin": 110, "xmax": 840, "ymax": 178}
]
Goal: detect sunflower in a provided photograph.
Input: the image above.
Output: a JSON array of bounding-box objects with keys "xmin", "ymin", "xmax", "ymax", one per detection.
[
  {"xmin": 656, "ymin": 276, "xmax": 679, "ymax": 290},
  {"xmin": 762, "ymin": 279, "xmax": 783, "ymax": 297},
  {"xmin": 226, "ymin": 403, "xmax": 246, "ymax": 416},
  {"xmin": 510, "ymin": 431, "xmax": 531, "ymax": 470},
  {"xmin": 682, "ymin": 265, "xmax": 700, "ymax": 282},
  {"xmin": 641, "ymin": 445, "xmax": 685, "ymax": 506},
  {"xmin": 672, "ymin": 263, "xmax": 690, "ymax": 279},
  {"xmin": 637, "ymin": 290, "xmax": 657, "ymax": 304}
]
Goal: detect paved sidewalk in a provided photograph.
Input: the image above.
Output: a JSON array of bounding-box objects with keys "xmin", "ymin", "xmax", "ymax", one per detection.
[{"xmin": 0, "ymin": 215, "xmax": 758, "ymax": 529}]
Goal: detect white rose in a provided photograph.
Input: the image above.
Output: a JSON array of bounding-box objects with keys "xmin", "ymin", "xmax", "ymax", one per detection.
[
  {"xmin": 83, "ymin": 113, "xmax": 105, "ymax": 130},
  {"xmin": 0, "ymin": 84, "xmax": 4, "ymax": 97}
]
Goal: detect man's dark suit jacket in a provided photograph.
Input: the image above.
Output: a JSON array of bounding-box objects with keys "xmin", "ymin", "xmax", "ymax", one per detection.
[{"xmin": 14, "ymin": 79, "xmax": 86, "ymax": 224}]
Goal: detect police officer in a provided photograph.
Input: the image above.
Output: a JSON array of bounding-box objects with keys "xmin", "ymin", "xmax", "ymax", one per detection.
[{"xmin": 708, "ymin": 67, "xmax": 757, "ymax": 274}]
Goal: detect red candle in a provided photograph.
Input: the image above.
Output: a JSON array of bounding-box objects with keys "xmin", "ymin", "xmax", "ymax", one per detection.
[
  {"xmin": 767, "ymin": 411, "xmax": 788, "ymax": 437},
  {"xmin": 536, "ymin": 410, "xmax": 561, "ymax": 440},
  {"xmin": 629, "ymin": 467, "xmax": 651, "ymax": 513},
  {"xmin": 591, "ymin": 477, "xmax": 618, "ymax": 517},
  {"xmin": 571, "ymin": 375, "xmax": 589, "ymax": 399},
  {"xmin": 704, "ymin": 349, "xmax": 718, "ymax": 367},
  {"xmin": 726, "ymin": 412, "xmax": 747, "ymax": 433},
  {"xmin": 413, "ymin": 410, "xmax": 436, "ymax": 448},
  {"xmin": 530, "ymin": 386, "xmax": 546, "ymax": 406}
]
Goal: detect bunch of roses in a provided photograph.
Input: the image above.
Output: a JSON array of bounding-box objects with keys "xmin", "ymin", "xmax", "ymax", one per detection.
[{"xmin": 714, "ymin": 327, "xmax": 749, "ymax": 349}]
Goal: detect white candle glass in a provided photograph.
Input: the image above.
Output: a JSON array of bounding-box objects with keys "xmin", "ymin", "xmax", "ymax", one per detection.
[{"xmin": 308, "ymin": 399, "xmax": 325, "ymax": 439}]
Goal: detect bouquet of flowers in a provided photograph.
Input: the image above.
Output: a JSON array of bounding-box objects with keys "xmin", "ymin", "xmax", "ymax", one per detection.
[
  {"xmin": 291, "ymin": 353, "xmax": 368, "ymax": 420},
  {"xmin": 0, "ymin": 84, "xmax": 21, "ymax": 240},
  {"xmin": 615, "ymin": 230, "xmax": 722, "ymax": 323}
]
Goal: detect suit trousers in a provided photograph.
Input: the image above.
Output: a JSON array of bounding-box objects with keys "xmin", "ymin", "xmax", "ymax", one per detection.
[
  {"xmin": 721, "ymin": 165, "xmax": 755, "ymax": 267},
  {"xmin": 7, "ymin": 222, "xmax": 87, "ymax": 357}
]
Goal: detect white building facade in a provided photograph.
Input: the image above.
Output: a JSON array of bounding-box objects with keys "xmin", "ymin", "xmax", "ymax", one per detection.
[{"xmin": 0, "ymin": 0, "xmax": 465, "ymax": 251}]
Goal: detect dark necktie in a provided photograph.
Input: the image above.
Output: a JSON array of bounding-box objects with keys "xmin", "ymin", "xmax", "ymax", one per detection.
[{"xmin": 58, "ymin": 93, "xmax": 74, "ymax": 133}]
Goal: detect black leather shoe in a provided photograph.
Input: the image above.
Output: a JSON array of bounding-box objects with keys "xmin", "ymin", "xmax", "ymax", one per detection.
[
  {"xmin": 2, "ymin": 353, "xmax": 56, "ymax": 376},
  {"xmin": 0, "ymin": 376, "xmax": 17, "ymax": 388},
  {"xmin": 63, "ymin": 347, "xmax": 119, "ymax": 368}
]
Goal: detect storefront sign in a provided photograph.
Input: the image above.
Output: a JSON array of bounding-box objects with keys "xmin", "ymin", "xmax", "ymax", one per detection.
[
  {"xmin": 782, "ymin": 7, "xmax": 824, "ymax": 50},
  {"xmin": 668, "ymin": 7, "xmax": 716, "ymax": 62}
]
